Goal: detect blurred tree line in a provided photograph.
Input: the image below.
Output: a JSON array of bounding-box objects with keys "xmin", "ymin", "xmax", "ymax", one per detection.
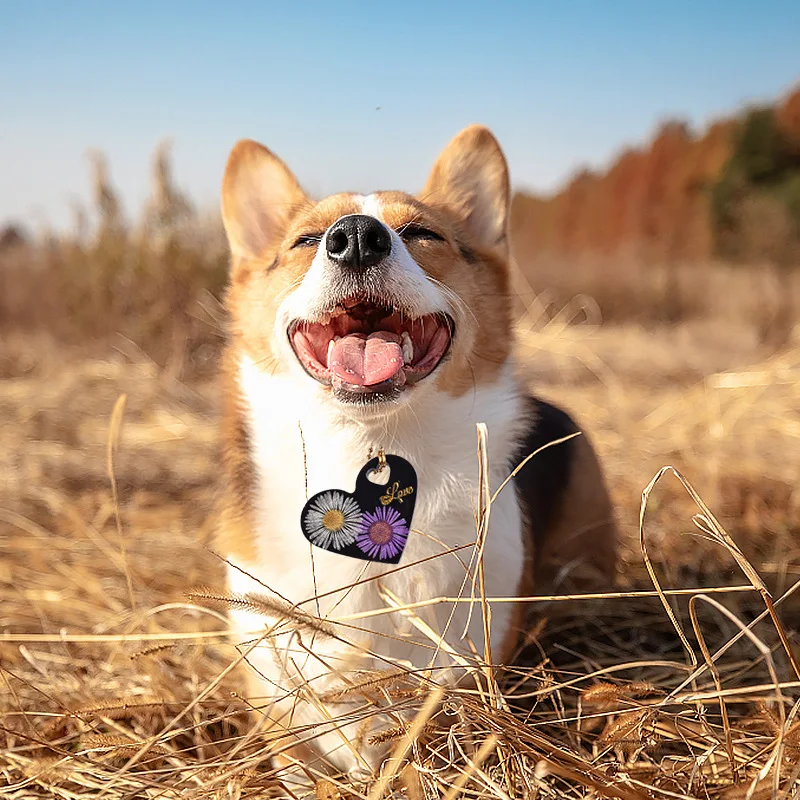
[
  {"xmin": 510, "ymin": 84, "xmax": 800, "ymax": 343},
  {"xmin": 512, "ymin": 85, "xmax": 800, "ymax": 267}
]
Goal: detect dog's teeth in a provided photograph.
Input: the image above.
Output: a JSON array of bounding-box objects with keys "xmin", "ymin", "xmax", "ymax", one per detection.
[
  {"xmin": 327, "ymin": 339, "xmax": 335, "ymax": 364},
  {"xmin": 401, "ymin": 331, "xmax": 413, "ymax": 364},
  {"xmin": 333, "ymin": 335, "xmax": 340, "ymax": 342}
]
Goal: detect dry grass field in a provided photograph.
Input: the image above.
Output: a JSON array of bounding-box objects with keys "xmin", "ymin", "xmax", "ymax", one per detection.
[{"xmin": 2, "ymin": 257, "xmax": 800, "ymax": 799}]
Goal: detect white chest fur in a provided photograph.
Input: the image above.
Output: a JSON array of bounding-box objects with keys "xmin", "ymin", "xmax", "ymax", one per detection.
[{"xmin": 229, "ymin": 355, "xmax": 526, "ymax": 685}]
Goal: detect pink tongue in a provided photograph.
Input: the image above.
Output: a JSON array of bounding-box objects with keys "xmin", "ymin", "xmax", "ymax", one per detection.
[{"xmin": 328, "ymin": 332, "xmax": 404, "ymax": 387}]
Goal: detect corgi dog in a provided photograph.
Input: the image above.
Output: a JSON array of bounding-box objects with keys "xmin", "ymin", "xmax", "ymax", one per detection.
[{"xmin": 218, "ymin": 126, "xmax": 616, "ymax": 778}]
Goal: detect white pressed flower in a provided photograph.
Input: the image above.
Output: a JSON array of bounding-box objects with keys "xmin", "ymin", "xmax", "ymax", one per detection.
[{"xmin": 303, "ymin": 491, "xmax": 362, "ymax": 550}]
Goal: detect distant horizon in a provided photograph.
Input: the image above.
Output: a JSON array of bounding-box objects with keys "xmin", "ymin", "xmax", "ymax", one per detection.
[
  {"xmin": 4, "ymin": 80, "xmax": 799, "ymax": 235},
  {"xmin": 3, "ymin": 0, "xmax": 800, "ymax": 231}
]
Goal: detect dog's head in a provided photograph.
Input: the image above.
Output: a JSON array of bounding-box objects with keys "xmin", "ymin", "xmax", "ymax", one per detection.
[{"xmin": 222, "ymin": 125, "xmax": 514, "ymax": 417}]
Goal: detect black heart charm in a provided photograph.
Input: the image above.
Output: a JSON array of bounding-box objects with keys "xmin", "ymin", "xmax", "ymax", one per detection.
[{"xmin": 300, "ymin": 454, "xmax": 417, "ymax": 564}]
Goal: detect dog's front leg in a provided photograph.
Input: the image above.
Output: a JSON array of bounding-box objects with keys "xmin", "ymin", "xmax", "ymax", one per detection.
[{"xmin": 232, "ymin": 608, "xmax": 406, "ymax": 781}]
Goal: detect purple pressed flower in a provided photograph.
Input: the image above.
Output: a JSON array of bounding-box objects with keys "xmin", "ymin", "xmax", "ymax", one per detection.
[{"xmin": 356, "ymin": 505, "xmax": 409, "ymax": 560}]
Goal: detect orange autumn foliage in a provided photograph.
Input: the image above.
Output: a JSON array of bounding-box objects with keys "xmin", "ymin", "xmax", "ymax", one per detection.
[{"xmin": 510, "ymin": 94, "xmax": 787, "ymax": 266}]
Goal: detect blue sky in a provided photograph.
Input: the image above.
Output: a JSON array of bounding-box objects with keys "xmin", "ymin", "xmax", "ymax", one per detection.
[{"xmin": 2, "ymin": 0, "xmax": 799, "ymax": 230}]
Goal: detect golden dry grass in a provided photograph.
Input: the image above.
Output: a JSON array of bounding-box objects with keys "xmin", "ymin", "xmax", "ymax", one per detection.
[
  {"xmin": 2, "ymin": 294, "xmax": 800, "ymax": 799},
  {"xmin": 3, "ymin": 139, "xmax": 799, "ymax": 797}
]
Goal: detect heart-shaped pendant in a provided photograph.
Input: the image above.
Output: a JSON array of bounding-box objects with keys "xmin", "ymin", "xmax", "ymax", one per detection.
[{"xmin": 300, "ymin": 454, "xmax": 417, "ymax": 564}]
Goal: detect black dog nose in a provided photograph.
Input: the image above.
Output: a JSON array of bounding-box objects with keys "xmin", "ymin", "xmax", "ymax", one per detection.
[{"xmin": 325, "ymin": 215, "xmax": 392, "ymax": 270}]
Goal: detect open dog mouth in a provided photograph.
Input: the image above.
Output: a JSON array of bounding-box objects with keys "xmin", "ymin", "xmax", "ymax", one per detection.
[{"xmin": 289, "ymin": 298, "xmax": 453, "ymax": 399}]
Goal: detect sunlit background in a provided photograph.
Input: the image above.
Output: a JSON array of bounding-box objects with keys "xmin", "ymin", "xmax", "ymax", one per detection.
[
  {"xmin": 2, "ymin": 3, "xmax": 800, "ymax": 797},
  {"xmin": 3, "ymin": 1, "xmax": 800, "ymax": 225}
]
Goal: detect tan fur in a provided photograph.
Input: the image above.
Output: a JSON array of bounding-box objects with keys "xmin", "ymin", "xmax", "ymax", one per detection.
[
  {"xmin": 500, "ymin": 432, "xmax": 617, "ymax": 662},
  {"xmin": 421, "ymin": 125, "xmax": 510, "ymax": 250},
  {"xmin": 535, "ymin": 433, "xmax": 617, "ymax": 592},
  {"xmin": 217, "ymin": 348, "xmax": 259, "ymax": 564}
]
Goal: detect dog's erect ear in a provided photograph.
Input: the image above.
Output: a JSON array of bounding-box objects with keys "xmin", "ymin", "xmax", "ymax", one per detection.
[
  {"xmin": 421, "ymin": 125, "xmax": 510, "ymax": 253},
  {"xmin": 221, "ymin": 140, "xmax": 308, "ymax": 260}
]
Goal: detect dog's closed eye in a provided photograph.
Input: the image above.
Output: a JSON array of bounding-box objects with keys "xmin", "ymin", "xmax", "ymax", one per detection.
[
  {"xmin": 291, "ymin": 233, "xmax": 324, "ymax": 249},
  {"xmin": 398, "ymin": 224, "xmax": 445, "ymax": 242}
]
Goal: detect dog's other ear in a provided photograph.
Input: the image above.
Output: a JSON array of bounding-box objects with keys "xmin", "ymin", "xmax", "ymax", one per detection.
[
  {"xmin": 221, "ymin": 140, "xmax": 309, "ymax": 261},
  {"xmin": 420, "ymin": 125, "xmax": 510, "ymax": 253}
]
